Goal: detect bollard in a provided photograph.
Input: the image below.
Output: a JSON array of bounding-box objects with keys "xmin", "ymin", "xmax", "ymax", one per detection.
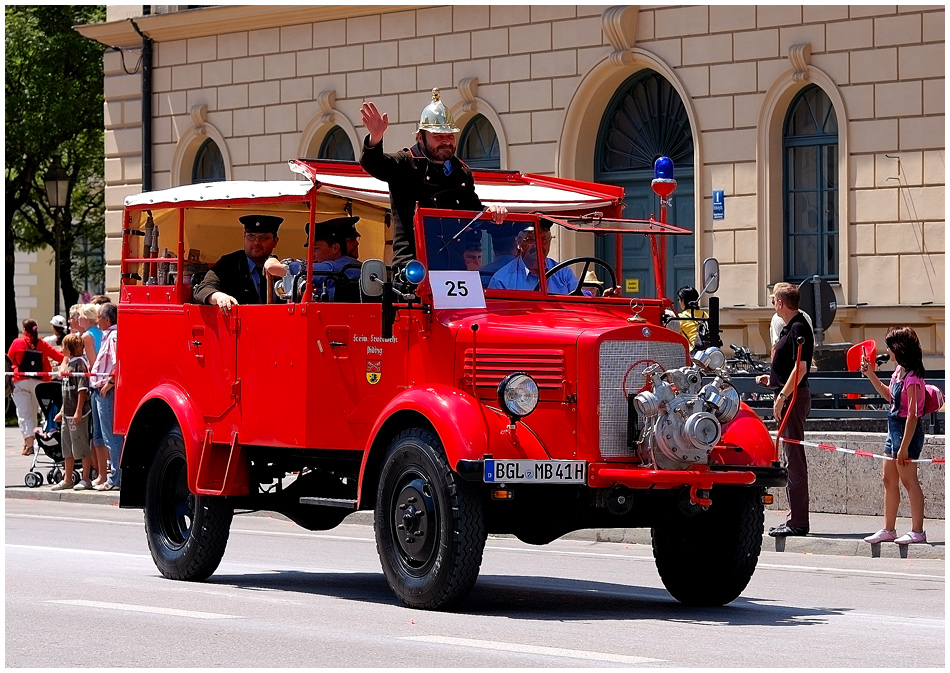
[
  {"xmin": 774, "ymin": 536, "xmax": 786, "ymax": 552},
  {"xmin": 899, "ymin": 545, "xmax": 909, "ymax": 559},
  {"xmin": 870, "ymin": 542, "xmax": 881, "ymax": 558}
]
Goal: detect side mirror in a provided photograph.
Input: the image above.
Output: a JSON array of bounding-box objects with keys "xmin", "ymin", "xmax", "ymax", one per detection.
[
  {"xmin": 360, "ymin": 259, "xmax": 386, "ymax": 297},
  {"xmin": 701, "ymin": 257, "xmax": 720, "ymax": 295}
]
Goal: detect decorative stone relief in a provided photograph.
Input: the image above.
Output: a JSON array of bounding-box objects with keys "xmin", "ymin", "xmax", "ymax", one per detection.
[
  {"xmin": 458, "ymin": 77, "xmax": 479, "ymax": 112},
  {"xmin": 190, "ymin": 103, "xmax": 207, "ymax": 136},
  {"xmin": 602, "ymin": 5, "xmax": 639, "ymax": 67},
  {"xmin": 788, "ymin": 43, "xmax": 811, "ymax": 82},
  {"xmin": 316, "ymin": 89, "xmax": 336, "ymax": 123}
]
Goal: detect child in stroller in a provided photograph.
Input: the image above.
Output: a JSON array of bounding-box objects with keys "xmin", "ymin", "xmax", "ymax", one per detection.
[{"xmin": 24, "ymin": 382, "xmax": 73, "ymax": 488}]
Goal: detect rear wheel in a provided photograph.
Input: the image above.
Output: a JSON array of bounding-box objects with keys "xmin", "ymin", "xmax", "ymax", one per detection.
[
  {"xmin": 144, "ymin": 426, "xmax": 233, "ymax": 581},
  {"xmin": 651, "ymin": 487, "xmax": 763, "ymax": 606},
  {"xmin": 375, "ymin": 428, "xmax": 486, "ymax": 610}
]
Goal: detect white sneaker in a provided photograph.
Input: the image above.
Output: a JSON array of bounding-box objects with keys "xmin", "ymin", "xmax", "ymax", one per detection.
[
  {"xmin": 50, "ymin": 480, "xmax": 74, "ymax": 491},
  {"xmin": 73, "ymin": 480, "xmax": 92, "ymax": 491}
]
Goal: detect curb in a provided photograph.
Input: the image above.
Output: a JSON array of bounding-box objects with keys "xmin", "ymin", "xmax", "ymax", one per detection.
[{"xmin": 8, "ymin": 487, "xmax": 943, "ymax": 560}]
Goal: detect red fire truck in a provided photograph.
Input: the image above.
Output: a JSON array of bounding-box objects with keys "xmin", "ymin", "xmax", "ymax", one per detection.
[{"xmin": 114, "ymin": 157, "xmax": 784, "ymax": 610}]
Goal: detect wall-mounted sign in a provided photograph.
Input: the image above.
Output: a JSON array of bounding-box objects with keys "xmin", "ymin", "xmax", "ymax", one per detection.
[{"xmin": 712, "ymin": 190, "xmax": 725, "ymax": 220}]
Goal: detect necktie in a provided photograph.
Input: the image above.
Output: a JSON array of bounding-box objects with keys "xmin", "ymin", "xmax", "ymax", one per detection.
[
  {"xmin": 253, "ymin": 266, "xmax": 264, "ymax": 303},
  {"xmin": 443, "ymin": 161, "xmax": 452, "ymax": 176}
]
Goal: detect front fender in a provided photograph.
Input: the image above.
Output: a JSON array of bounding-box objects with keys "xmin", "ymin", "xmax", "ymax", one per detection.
[
  {"xmin": 358, "ymin": 385, "xmax": 548, "ymax": 504},
  {"xmin": 716, "ymin": 403, "xmax": 776, "ymax": 467}
]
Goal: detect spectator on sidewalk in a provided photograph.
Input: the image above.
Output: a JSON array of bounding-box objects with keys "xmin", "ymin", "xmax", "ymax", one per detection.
[
  {"xmin": 51, "ymin": 334, "xmax": 93, "ymax": 491},
  {"xmin": 860, "ymin": 327, "xmax": 929, "ymax": 545},
  {"xmin": 78, "ymin": 303, "xmax": 102, "ymax": 367},
  {"xmin": 43, "ymin": 315, "xmax": 68, "ymax": 352},
  {"xmin": 7, "ymin": 319, "xmax": 63, "ymax": 455},
  {"xmin": 757, "ymin": 282, "xmax": 814, "ymax": 537},
  {"xmin": 90, "ymin": 303, "xmax": 121, "ymax": 491}
]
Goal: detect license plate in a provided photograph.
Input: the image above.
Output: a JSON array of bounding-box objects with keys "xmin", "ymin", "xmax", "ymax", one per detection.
[{"xmin": 484, "ymin": 459, "xmax": 586, "ymax": 484}]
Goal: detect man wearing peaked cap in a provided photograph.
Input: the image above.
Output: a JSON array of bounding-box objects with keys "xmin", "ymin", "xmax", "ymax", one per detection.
[
  {"xmin": 194, "ymin": 213, "xmax": 282, "ymax": 313},
  {"xmin": 264, "ymin": 216, "xmax": 362, "ymax": 302}
]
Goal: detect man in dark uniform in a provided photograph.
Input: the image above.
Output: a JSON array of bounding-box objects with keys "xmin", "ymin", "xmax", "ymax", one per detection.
[
  {"xmin": 265, "ymin": 216, "xmax": 362, "ymax": 302},
  {"xmin": 194, "ymin": 214, "xmax": 281, "ymax": 313},
  {"xmin": 359, "ymin": 88, "xmax": 507, "ymax": 267},
  {"xmin": 757, "ymin": 282, "xmax": 814, "ymax": 537}
]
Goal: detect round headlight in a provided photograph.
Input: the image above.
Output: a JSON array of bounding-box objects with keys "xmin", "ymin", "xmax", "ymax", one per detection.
[{"xmin": 497, "ymin": 372, "xmax": 539, "ymax": 420}]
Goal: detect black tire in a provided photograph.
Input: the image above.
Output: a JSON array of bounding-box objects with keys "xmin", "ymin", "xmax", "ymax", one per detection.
[
  {"xmin": 651, "ymin": 487, "xmax": 764, "ymax": 606},
  {"xmin": 144, "ymin": 426, "xmax": 233, "ymax": 581},
  {"xmin": 25, "ymin": 472, "xmax": 42, "ymax": 488},
  {"xmin": 47, "ymin": 469, "xmax": 56, "ymax": 485},
  {"xmin": 375, "ymin": 428, "xmax": 486, "ymax": 610}
]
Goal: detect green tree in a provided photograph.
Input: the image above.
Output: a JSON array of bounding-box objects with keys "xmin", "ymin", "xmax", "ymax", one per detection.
[{"xmin": 5, "ymin": 5, "xmax": 106, "ymax": 349}]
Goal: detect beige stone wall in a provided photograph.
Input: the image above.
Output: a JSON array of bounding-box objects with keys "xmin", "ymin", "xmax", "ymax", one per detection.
[
  {"xmin": 87, "ymin": 4, "xmax": 944, "ymax": 365},
  {"xmin": 13, "ymin": 248, "xmax": 58, "ymax": 334}
]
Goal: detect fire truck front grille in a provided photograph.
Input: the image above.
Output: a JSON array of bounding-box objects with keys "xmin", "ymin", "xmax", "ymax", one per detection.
[
  {"xmin": 462, "ymin": 349, "xmax": 565, "ymax": 391},
  {"xmin": 598, "ymin": 340, "xmax": 686, "ymax": 459}
]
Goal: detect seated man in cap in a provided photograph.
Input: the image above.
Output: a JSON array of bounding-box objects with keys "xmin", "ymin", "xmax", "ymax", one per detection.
[
  {"xmin": 265, "ymin": 216, "xmax": 362, "ymax": 302},
  {"xmin": 194, "ymin": 214, "xmax": 281, "ymax": 313},
  {"xmin": 488, "ymin": 225, "xmax": 583, "ymax": 295}
]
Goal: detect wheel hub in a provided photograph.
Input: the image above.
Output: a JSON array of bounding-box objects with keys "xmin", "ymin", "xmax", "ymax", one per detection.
[{"xmin": 392, "ymin": 477, "xmax": 436, "ymax": 568}]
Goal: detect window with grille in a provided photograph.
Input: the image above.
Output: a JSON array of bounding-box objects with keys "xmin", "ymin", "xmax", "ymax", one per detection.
[
  {"xmin": 783, "ymin": 86, "xmax": 839, "ymax": 280},
  {"xmin": 192, "ymin": 138, "xmax": 225, "ymax": 183},
  {"xmin": 458, "ymin": 114, "xmax": 500, "ymax": 169}
]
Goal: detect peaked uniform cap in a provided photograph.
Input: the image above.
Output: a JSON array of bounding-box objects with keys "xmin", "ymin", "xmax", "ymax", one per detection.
[
  {"xmin": 305, "ymin": 216, "xmax": 360, "ymax": 247},
  {"xmin": 239, "ymin": 214, "xmax": 283, "ymax": 235}
]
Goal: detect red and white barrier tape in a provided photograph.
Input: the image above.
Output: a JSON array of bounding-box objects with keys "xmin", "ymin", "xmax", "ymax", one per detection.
[
  {"xmin": 782, "ymin": 437, "xmax": 945, "ymax": 464},
  {"xmin": 5, "ymin": 371, "xmax": 110, "ymax": 379}
]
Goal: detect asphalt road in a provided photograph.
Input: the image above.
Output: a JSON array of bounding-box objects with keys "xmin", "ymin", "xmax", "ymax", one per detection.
[{"xmin": 5, "ymin": 499, "xmax": 944, "ymax": 668}]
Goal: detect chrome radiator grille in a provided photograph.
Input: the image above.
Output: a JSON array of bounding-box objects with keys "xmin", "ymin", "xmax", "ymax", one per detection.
[{"xmin": 598, "ymin": 340, "xmax": 686, "ymax": 458}]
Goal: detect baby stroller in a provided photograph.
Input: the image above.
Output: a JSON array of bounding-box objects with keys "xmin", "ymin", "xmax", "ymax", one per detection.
[{"xmin": 23, "ymin": 381, "xmax": 77, "ymax": 488}]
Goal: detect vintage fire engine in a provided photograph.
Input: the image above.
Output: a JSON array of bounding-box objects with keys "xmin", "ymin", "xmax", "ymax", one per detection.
[{"xmin": 114, "ymin": 156, "xmax": 784, "ymax": 610}]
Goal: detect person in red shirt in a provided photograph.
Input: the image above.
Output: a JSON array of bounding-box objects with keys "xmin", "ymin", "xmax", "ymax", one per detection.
[{"xmin": 7, "ymin": 319, "xmax": 63, "ymax": 455}]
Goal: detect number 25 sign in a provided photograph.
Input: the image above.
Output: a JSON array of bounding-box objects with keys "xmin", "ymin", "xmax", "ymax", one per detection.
[{"xmin": 428, "ymin": 271, "xmax": 486, "ymax": 309}]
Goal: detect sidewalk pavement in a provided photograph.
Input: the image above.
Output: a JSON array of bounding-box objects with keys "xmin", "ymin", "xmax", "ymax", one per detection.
[{"xmin": 6, "ymin": 427, "xmax": 943, "ymax": 560}]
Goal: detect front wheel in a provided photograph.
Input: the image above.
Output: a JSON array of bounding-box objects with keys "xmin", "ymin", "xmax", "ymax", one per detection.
[
  {"xmin": 144, "ymin": 426, "xmax": 233, "ymax": 581},
  {"xmin": 375, "ymin": 428, "xmax": 486, "ymax": 610},
  {"xmin": 651, "ymin": 487, "xmax": 764, "ymax": 606}
]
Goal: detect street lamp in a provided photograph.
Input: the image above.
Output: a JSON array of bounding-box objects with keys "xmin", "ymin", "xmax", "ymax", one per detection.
[
  {"xmin": 43, "ymin": 154, "xmax": 70, "ymax": 315},
  {"xmin": 44, "ymin": 154, "xmax": 69, "ymax": 208}
]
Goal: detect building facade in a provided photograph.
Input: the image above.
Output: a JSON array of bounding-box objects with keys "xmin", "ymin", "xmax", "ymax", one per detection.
[{"xmin": 78, "ymin": 4, "xmax": 945, "ymax": 365}]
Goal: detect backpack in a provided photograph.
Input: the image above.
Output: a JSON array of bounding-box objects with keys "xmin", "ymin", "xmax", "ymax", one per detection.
[
  {"xmin": 923, "ymin": 384, "xmax": 945, "ymax": 415},
  {"xmin": 18, "ymin": 346, "xmax": 44, "ymax": 373}
]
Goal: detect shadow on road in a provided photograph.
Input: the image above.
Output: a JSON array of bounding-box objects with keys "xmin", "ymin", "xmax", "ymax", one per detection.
[{"xmin": 206, "ymin": 569, "xmax": 848, "ymax": 625}]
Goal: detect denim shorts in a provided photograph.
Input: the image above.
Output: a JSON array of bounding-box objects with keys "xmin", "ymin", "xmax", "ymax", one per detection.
[{"xmin": 883, "ymin": 415, "xmax": 924, "ymax": 460}]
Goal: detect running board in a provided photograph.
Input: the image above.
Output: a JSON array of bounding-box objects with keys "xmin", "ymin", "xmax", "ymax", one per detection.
[{"xmin": 299, "ymin": 497, "xmax": 358, "ymax": 509}]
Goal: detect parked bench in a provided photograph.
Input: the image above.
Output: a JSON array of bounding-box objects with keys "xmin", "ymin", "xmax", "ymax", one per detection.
[{"xmin": 730, "ymin": 370, "xmax": 945, "ymax": 434}]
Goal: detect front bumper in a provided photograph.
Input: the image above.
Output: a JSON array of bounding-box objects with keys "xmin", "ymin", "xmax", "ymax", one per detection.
[{"xmin": 456, "ymin": 460, "xmax": 788, "ymax": 489}]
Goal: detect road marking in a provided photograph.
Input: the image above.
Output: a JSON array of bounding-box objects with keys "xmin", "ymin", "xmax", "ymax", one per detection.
[
  {"xmin": 49, "ymin": 600, "xmax": 241, "ymax": 620},
  {"xmin": 401, "ymin": 635, "xmax": 664, "ymax": 665},
  {"xmin": 7, "ymin": 544, "xmax": 149, "ymax": 559},
  {"xmin": 757, "ymin": 562, "xmax": 944, "ymax": 581}
]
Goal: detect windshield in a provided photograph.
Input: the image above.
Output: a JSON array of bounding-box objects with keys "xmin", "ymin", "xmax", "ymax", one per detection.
[{"xmin": 420, "ymin": 212, "xmax": 612, "ymax": 297}]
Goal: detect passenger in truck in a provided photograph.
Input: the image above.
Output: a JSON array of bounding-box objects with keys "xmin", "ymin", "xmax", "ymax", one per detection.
[
  {"xmin": 193, "ymin": 214, "xmax": 282, "ymax": 313},
  {"xmin": 359, "ymin": 88, "xmax": 507, "ymax": 267},
  {"xmin": 487, "ymin": 225, "xmax": 582, "ymax": 294},
  {"xmin": 265, "ymin": 216, "xmax": 362, "ymax": 302}
]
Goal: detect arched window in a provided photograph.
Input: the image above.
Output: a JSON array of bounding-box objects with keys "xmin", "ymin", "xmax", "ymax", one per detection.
[
  {"xmin": 783, "ymin": 86, "xmax": 839, "ymax": 280},
  {"xmin": 318, "ymin": 126, "xmax": 355, "ymax": 161},
  {"xmin": 458, "ymin": 114, "xmax": 500, "ymax": 169},
  {"xmin": 192, "ymin": 138, "xmax": 225, "ymax": 183},
  {"xmin": 595, "ymin": 70, "xmax": 695, "ymax": 296}
]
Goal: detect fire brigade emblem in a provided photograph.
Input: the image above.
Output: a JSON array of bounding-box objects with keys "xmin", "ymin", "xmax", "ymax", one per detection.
[{"xmin": 366, "ymin": 360, "xmax": 382, "ymax": 384}]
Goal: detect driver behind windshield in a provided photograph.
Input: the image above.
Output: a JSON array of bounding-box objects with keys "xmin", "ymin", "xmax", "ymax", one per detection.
[{"xmin": 487, "ymin": 224, "xmax": 581, "ymax": 294}]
